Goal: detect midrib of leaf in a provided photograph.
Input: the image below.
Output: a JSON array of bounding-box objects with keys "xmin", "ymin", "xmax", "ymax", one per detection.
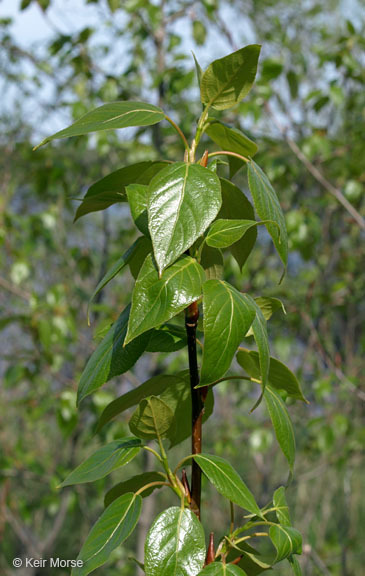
[
  {"xmin": 173, "ymin": 507, "xmax": 184, "ymax": 576},
  {"xmin": 207, "ymin": 65, "xmax": 245, "ymax": 108},
  {"xmin": 87, "ymin": 496, "xmax": 136, "ymax": 561},
  {"xmin": 99, "ymin": 108, "xmax": 161, "ymax": 126}
]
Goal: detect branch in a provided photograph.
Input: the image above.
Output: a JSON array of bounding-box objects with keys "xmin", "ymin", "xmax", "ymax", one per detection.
[{"xmin": 265, "ymin": 102, "xmax": 365, "ymax": 230}]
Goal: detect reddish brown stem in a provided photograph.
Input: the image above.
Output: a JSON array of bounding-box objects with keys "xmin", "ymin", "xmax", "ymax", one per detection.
[
  {"xmin": 185, "ymin": 300, "xmax": 207, "ymax": 519},
  {"xmin": 205, "ymin": 532, "xmax": 215, "ymax": 565}
]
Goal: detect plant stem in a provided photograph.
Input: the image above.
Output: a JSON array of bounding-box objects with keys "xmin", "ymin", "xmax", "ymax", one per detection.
[
  {"xmin": 185, "ymin": 300, "xmax": 206, "ymax": 519},
  {"xmin": 164, "ymin": 114, "xmax": 190, "ymax": 151}
]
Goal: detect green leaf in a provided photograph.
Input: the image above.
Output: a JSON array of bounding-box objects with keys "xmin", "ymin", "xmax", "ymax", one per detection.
[
  {"xmin": 87, "ymin": 238, "xmax": 145, "ymax": 322},
  {"xmin": 104, "ymin": 472, "xmax": 165, "ymax": 507},
  {"xmin": 200, "ymin": 280, "xmax": 256, "ymax": 386},
  {"xmin": 194, "ymin": 454, "xmax": 261, "ymax": 516},
  {"xmin": 126, "ymin": 183, "xmax": 150, "ymax": 237},
  {"xmin": 200, "ymin": 244, "xmax": 224, "ymax": 280},
  {"xmin": 237, "ymin": 552, "xmax": 272, "ymax": 575},
  {"xmin": 198, "ymin": 563, "xmax": 248, "ymax": 575},
  {"xmin": 247, "ymin": 160, "xmax": 288, "ymax": 269},
  {"xmin": 236, "ymin": 349, "xmax": 307, "ymax": 402},
  {"xmin": 146, "ymin": 323, "xmax": 187, "ymax": 352},
  {"xmin": 77, "ymin": 305, "xmax": 150, "ymax": 405},
  {"xmin": 264, "ymin": 386, "xmax": 296, "ymax": 471},
  {"xmin": 245, "ymin": 297, "xmax": 285, "ymax": 336},
  {"xmin": 128, "ymin": 236, "xmax": 152, "ymax": 279},
  {"xmin": 248, "ymin": 299, "xmax": 270, "ymax": 411},
  {"xmin": 74, "ymin": 161, "xmax": 167, "ymax": 221},
  {"xmin": 269, "ymin": 524, "xmax": 302, "ymax": 563},
  {"xmin": 273, "ymin": 486, "xmax": 291, "ymax": 527},
  {"xmin": 206, "ymin": 119, "xmax": 258, "ymax": 160},
  {"xmin": 125, "ymin": 253, "xmax": 205, "ymax": 344},
  {"xmin": 34, "ymin": 102, "xmax": 165, "ymax": 149},
  {"xmin": 288, "ymin": 555, "xmax": 302, "ymax": 576},
  {"xmin": 200, "ymin": 45, "xmax": 261, "ymax": 110},
  {"xmin": 72, "ymin": 493, "xmax": 141, "ymax": 576},
  {"xmin": 160, "ymin": 376, "xmax": 214, "ymax": 447},
  {"xmin": 206, "ymin": 219, "xmax": 263, "ymax": 249},
  {"xmin": 148, "ymin": 162, "xmax": 221, "ymax": 273},
  {"xmin": 60, "ymin": 438, "xmax": 141, "ymax": 487},
  {"xmin": 97, "ymin": 374, "xmax": 185, "ymax": 432},
  {"xmin": 144, "ymin": 506, "xmax": 206, "ymax": 576},
  {"xmin": 218, "ymin": 179, "xmax": 257, "ymax": 269},
  {"xmin": 129, "ymin": 396, "xmax": 174, "ymax": 440},
  {"xmin": 192, "ymin": 51, "xmax": 203, "ymax": 86}
]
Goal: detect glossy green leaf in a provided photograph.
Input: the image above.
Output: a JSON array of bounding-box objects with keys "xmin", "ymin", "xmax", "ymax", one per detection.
[
  {"xmin": 200, "ymin": 45, "xmax": 261, "ymax": 110},
  {"xmin": 144, "ymin": 506, "xmax": 206, "ymax": 576},
  {"xmin": 200, "ymin": 244, "xmax": 224, "ymax": 280},
  {"xmin": 245, "ymin": 297, "xmax": 285, "ymax": 337},
  {"xmin": 264, "ymin": 386, "xmax": 296, "ymax": 471},
  {"xmin": 206, "ymin": 119, "xmax": 258, "ymax": 160},
  {"xmin": 34, "ymin": 102, "xmax": 165, "ymax": 149},
  {"xmin": 146, "ymin": 323, "xmax": 187, "ymax": 352},
  {"xmin": 194, "ymin": 454, "xmax": 261, "ymax": 516},
  {"xmin": 74, "ymin": 161, "xmax": 167, "ymax": 221},
  {"xmin": 72, "ymin": 493, "xmax": 141, "ymax": 576},
  {"xmin": 104, "ymin": 472, "xmax": 165, "ymax": 507},
  {"xmin": 77, "ymin": 305, "xmax": 150, "ymax": 405},
  {"xmin": 269, "ymin": 524, "xmax": 302, "ymax": 563},
  {"xmin": 247, "ymin": 160, "xmax": 288, "ymax": 269},
  {"xmin": 87, "ymin": 238, "xmax": 145, "ymax": 322},
  {"xmin": 125, "ymin": 254, "xmax": 205, "ymax": 344},
  {"xmin": 60, "ymin": 438, "xmax": 141, "ymax": 487},
  {"xmin": 148, "ymin": 162, "xmax": 221, "ymax": 273},
  {"xmin": 126, "ymin": 183, "xmax": 150, "ymax": 237},
  {"xmin": 96, "ymin": 374, "xmax": 185, "ymax": 432},
  {"xmin": 128, "ymin": 236, "xmax": 152, "ymax": 279},
  {"xmin": 200, "ymin": 280, "xmax": 256, "ymax": 385},
  {"xmin": 129, "ymin": 396, "xmax": 174, "ymax": 440},
  {"xmin": 236, "ymin": 349, "xmax": 307, "ymax": 402},
  {"xmin": 218, "ymin": 179, "xmax": 257, "ymax": 269},
  {"xmin": 273, "ymin": 486, "xmax": 291, "ymax": 527},
  {"xmin": 160, "ymin": 376, "xmax": 214, "ymax": 447},
  {"xmin": 198, "ymin": 563, "xmax": 248, "ymax": 575},
  {"xmin": 206, "ymin": 219, "xmax": 263, "ymax": 249}
]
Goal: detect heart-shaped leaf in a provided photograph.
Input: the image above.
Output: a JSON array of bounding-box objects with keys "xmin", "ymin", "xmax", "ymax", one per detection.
[
  {"xmin": 125, "ymin": 253, "xmax": 205, "ymax": 344},
  {"xmin": 77, "ymin": 305, "xmax": 150, "ymax": 405},
  {"xmin": 269, "ymin": 524, "xmax": 302, "ymax": 563},
  {"xmin": 148, "ymin": 162, "xmax": 221, "ymax": 273},
  {"xmin": 129, "ymin": 396, "xmax": 174, "ymax": 440},
  {"xmin": 218, "ymin": 179, "xmax": 257, "ymax": 269},
  {"xmin": 236, "ymin": 349, "xmax": 307, "ymax": 402},
  {"xmin": 200, "ymin": 280, "xmax": 256, "ymax": 385},
  {"xmin": 104, "ymin": 472, "xmax": 165, "ymax": 507},
  {"xmin": 97, "ymin": 374, "xmax": 185, "ymax": 432},
  {"xmin": 60, "ymin": 438, "xmax": 141, "ymax": 487},
  {"xmin": 247, "ymin": 160, "xmax": 288, "ymax": 270},
  {"xmin": 264, "ymin": 386, "xmax": 296, "ymax": 471},
  {"xmin": 144, "ymin": 506, "xmax": 206, "ymax": 576},
  {"xmin": 194, "ymin": 453, "xmax": 261, "ymax": 516},
  {"xmin": 198, "ymin": 563, "xmax": 248, "ymax": 575},
  {"xmin": 35, "ymin": 101, "xmax": 165, "ymax": 149},
  {"xmin": 200, "ymin": 45, "xmax": 261, "ymax": 110},
  {"xmin": 74, "ymin": 161, "xmax": 167, "ymax": 221},
  {"xmin": 72, "ymin": 493, "xmax": 141, "ymax": 576}
]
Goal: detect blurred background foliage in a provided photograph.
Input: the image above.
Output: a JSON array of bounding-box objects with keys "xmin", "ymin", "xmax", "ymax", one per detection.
[{"xmin": 0, "ymin": 0, "xmax": 364, "ymax": 575}]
